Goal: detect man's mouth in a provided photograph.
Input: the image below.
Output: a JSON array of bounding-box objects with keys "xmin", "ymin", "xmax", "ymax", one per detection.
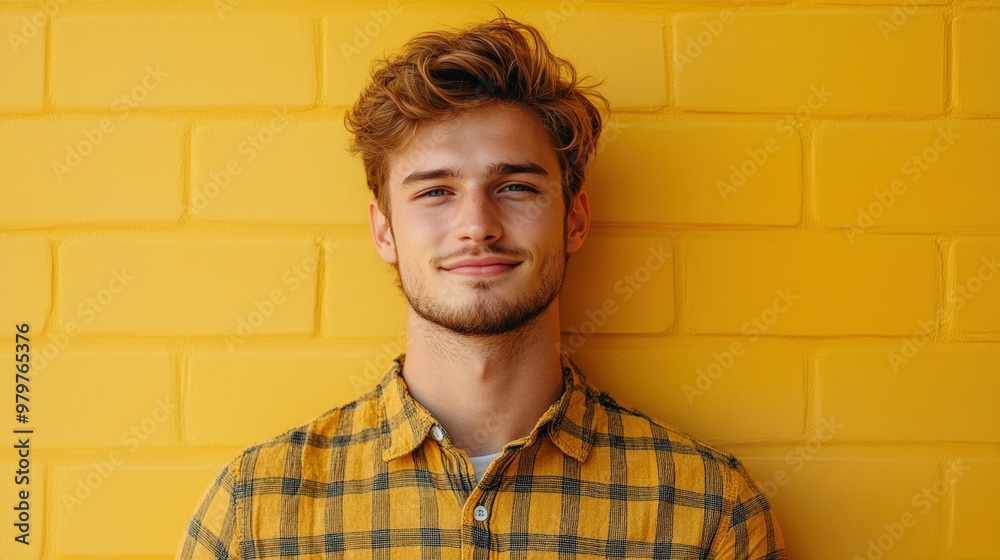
[{"xmin": 443, "ymin": 262, "xmax": 520, "ymax": 277}]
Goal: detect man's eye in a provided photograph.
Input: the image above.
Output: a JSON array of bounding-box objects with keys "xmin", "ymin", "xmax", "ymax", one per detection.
[
  {"xmin": 421, "ymin": 188, "xmax": 447, "ymax": 198},
  {"xmin": 504, "ymin": 183, "xmax": 534, "ymax": 192}
]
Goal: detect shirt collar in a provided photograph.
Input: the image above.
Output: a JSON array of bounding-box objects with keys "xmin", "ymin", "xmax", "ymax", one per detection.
[{"xmin": 378, "ymin": 351, "xmax": 597, "ymax": 464}]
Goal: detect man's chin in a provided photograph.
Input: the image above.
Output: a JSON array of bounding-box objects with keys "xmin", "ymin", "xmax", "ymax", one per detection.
[
  {"xmin": 430, "ymin": 316, "xmax": 537, "ymax": 337},
  {"xmin": 410, "ymin": 297, "xmax": 548, "ymax": 336}
]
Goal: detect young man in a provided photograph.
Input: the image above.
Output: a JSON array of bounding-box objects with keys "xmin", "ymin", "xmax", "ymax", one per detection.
[{"xmin": 179, "ymin": 14, "xmax": 786, "ymax": 559}]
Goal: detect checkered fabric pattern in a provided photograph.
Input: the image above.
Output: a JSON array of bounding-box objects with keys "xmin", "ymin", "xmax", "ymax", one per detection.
[{"xmin": 178, "ymin": 351, "xmax": 786, "ymax": 559}]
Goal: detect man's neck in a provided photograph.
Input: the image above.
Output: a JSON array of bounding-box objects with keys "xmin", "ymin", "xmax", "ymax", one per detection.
[{"xmin": 399, "ymin": 305, "xmax": 566, "ymax": 457}]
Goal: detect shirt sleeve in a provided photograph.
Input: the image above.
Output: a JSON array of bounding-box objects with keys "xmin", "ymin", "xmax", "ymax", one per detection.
[
  {"xmin": 176, "ymin": 458, "xmax": 243, "ymax": 560},
  {"xmin": 709, "ymin": 458, "xmax": 787, "ymax": 560}
]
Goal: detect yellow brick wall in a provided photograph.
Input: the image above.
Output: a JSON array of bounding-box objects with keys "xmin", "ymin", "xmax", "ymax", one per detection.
[{"xmin": 0, "ymin": 0, "xmax": 997, "ymax": 558}]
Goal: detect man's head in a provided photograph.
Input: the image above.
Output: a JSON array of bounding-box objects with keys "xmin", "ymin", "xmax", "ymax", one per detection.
[
  {"xmin": 345, "ymin": 13, "xmax": 608, "ymax": 224},
  {"xmin": 345, "ymin": 14, "xmax": 608, "ymax": 336}
]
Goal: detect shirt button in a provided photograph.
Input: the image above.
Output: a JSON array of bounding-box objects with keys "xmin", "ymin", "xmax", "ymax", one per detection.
[
  {"xmin": 430, "ymin": 425, "xmax": 445, "ymax": 441},
  {"xmin": 473, "ymin": 505, "xmax": 489, "ymax": 522}
]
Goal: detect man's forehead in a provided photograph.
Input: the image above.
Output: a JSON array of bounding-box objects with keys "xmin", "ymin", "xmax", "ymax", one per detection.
[
  {"xmin": 388, "ymin": 157, "xmax": 559, "ymax": 189},
  {"xmin": 398, "ymin": 161, "xmax": 553, "ymax": 190},
  {"xmin": 387, "ymin": 134, "xmax": 559, "ymax": 189}
]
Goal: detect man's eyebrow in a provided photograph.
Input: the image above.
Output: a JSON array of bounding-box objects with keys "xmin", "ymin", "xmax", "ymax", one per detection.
[
  {"xmin": 401, "ymin": 167, "xmax": 460, "ymax": 189},
  {"xmin": 485, "ymin": 161, "xmax": 550, "ymax": 180},
  {"xmin": 400, "ymin": 161, "xmax": 550, "ymax": 189}
]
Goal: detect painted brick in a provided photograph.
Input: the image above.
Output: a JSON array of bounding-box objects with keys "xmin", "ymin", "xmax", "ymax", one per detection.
[
  {"xmin": 0, "ymin": 118, "xmax": 183, "ymax": 223},
  {"xmin": 560, "ymin": 235, "xmax": 673, "ymax": 335},
  {"xmin": 958, "ymin": 0, "xmax": 1000, "ymax": 6},
  {"xmin": 817, "ymin": 349, "xmax": 1000, "ymax": 442},
  {"xmin": 684, "ymin": 235, "xmax": 938, "ymax": 336},
  {"xmin": 186, "ymin": 352, "xmax": 379, "ymax": 447},
  {"xmin": 190, "ymin": 119, "xmax": 370, "ymax": 223},
  {"xmin": 809, "ymin": 0, "xmax": 946, "ymax": 5},
  {"xmin": 544, "ymin": 14, "xmax": 667, "ymax": 108},
  {"xmin": 743, "ymin": 458, "xmax": 944, "ymax": 560},
  {"xmin": 0, "ymin": 238, "xmax": 49, "ymax": 333},
  {"xmin": 59, "ymin": 239, "xmax": 317, "ymax": 335},
  {"xmin": 674, "ymin": 11, "xmax": 944, "ymax": 113},
  {"xmin": 0, "ymin": 461, "xmax": 43, "ymax": 557},
  {"xmin": 0, "ymin": 120, "xmax": 182, "ymax": 224},
  {"xmin": 0, "ymin": 14, "xmax": 45, "ymax": 111},
  {"xmin": 572, "ymin": 344, "xmax": 803, "ymax": 443},
  {"xmin": 953, "ymin": 459, "xmax": 1000, "ymax": 558},
  {"xmin": 52, "ymin": 15, "xmax": 314, "ymax": 107},
  {"xmin": 323, "ymin": 236, "xmax": 407, "ymax": 338},
  {"xmin": 952, "ymin": 239, "xmax": 1000, "ymax": 334},
  {"xmin": 955, "ymin": 13, "xmax": 1000, "ymax": 114},
  {"xmin": 53, "ymin": 463, "xmax": 222, "ymax": 556},
  {"xmin": 33, "ymin": 351, "xmax": 175, "ymax": 448},
  {"xmin": 814, "ymin": 121, "xmax": 1000, "ymax": 231},
  {"xmin": 587, "ymin": 122, "xmax": 801, "ymax": 225}
]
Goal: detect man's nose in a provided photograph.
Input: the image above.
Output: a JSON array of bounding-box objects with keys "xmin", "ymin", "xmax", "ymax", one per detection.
[{"xmin": 453, "ymin": 188, "xmax": 502, "ymax": 243}]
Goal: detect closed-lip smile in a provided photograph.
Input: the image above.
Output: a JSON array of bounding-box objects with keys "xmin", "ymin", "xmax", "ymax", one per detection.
[{"xmin": 441, "ymin": 256, "xmax": 522, "ymax": 277}]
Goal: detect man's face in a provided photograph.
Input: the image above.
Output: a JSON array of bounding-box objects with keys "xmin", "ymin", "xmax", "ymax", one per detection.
[{"xmin": 369, "ymin": 102, "xmax": 590, "ymax": 336}]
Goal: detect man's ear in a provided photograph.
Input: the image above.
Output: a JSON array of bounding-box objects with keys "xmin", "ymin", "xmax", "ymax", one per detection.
[
  {"xmin": 565, "ymin": 189, "xmax": 590, "ymax": 254},
  {"xmin": 369, "ymin": 199, "xmax": 397, "ymax": 264}
]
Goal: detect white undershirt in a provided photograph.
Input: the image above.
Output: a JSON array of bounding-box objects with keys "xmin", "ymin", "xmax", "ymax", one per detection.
[{"xmin": 468, "ymin": 450, "xmax": 503, "ymax": 483}]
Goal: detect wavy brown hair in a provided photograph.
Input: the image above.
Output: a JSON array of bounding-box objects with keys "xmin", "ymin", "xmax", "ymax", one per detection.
[{"xmin": 344, "ymin": 11, "xmax": 609, "ymax": 223}]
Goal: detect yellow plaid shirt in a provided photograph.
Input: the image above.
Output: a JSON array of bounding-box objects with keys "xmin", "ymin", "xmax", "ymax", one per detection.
[{"xmin": 178, "ymin": 352, "xmax": 786, "ymax": 559}]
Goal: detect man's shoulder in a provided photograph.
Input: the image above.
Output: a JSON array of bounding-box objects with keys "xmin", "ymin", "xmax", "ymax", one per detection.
[
  {"xmin": 588, "ymin": 387, "xmax": 784, "ymax": 554},
  {"xmin": 222, "ymin": 384, "xmax": 385, "ymax": 479},
  {"xmin": 589, "ymin": 387, "xmax": 747, "ymax": 474}
]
